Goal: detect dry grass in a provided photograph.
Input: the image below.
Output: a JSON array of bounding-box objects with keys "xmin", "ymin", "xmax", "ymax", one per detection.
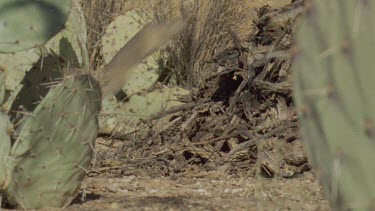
[
  {"xmin": 80, "ymin": 0, "xmax": 283, "ymax": 87},
  {"xmin": 152, "ymin": 0, "xmax": 256, "ymax": 87},
  {"xmin": 80, "ymin": 0, "xmax": 125, "ymax": 70}
]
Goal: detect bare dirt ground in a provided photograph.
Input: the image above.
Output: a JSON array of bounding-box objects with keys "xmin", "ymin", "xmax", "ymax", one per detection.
[
  {"xmin": 67, "ymin": 174, "xmax": 328, "ymax": 210},
  {"xmin": 2, "ymin": 0, "xmax": 331, "ymax": 210},
  {"xmin": 63, "ymin": 136, "xmax": 329, "ymax": 211}
]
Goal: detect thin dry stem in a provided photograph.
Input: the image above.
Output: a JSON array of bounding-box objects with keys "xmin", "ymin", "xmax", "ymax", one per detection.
[
  {"xmin": 153, "ymin": 0, "xmax": 256, "ymax": 87},
  {"xmin": 80, "ymin": 0, "xmax": 126, "ymax": 70}
]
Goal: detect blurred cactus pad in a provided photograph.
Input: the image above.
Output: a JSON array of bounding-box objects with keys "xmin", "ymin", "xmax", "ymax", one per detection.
[{"xmin": 293, "ymin": 0, "xmax": 375, "ymax": 210}]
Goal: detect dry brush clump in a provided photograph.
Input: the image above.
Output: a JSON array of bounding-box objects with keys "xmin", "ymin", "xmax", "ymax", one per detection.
[
  {"xmin": 80, "ymin": 0, "xmax": 126, "ymax": 70},
  {"xmin": 95, "ymin": 1, "xmax": 305, "ymax": 180},
  {"xmin": 77, "ymin": 0, "xmax": 308, "ymax": 182},
  {"xmin": 153, "ymin": 0, "xmax": 256, "ymax": 88}
]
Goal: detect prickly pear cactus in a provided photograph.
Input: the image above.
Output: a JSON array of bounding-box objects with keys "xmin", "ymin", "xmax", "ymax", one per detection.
[
  {"xmin": 102, "ymin": 10, "xmax": 160, "ymax": 96},
  {"xmin": 125, "ymin": 86, "xmax": 189, "ymax": 117},
  {"xmin": 99, "ymin": 16, "xmax": 188, "ymax": 135},
  {"xmin": 4, "ymin": 75, "xmax": 102, "ymax": 209},
  {"xmin": 3, "ymin": 1, "xmax": 87, "ymax": 125},
  {"xmin": 293, "ymin": 0, "xmax": 375, "ymax": 210},
  {"xmin": 100, "ymin": 86, "xmax": 189, "ymax": 135},
  {"xmin": 8, "ymin": 53, "xmax": 66, "ymax": 129},
  {"xmin": 0, "ymin": 49, "xmax": 41, "ymax": 110},
  {"xmin": 45, "ymin": 0, "xmax": 88, "ymax": 69},
  {"xmin": 0, "ymin": 71, "xmax": 6, "ymax": 105},
  {"xmin": 0, "ymin": 0, "xmax": 85, "ymax": 113},
  {"xmin": 0, "ymin": 113, "xmax": 11, "ymax": 190},
  {"xmin": 0, "ymin": 0, "xmax": 72, "ymax": 53},
  {"xmin": 0, "ymin": 1, "xmax": 123, "ymax": 209}
]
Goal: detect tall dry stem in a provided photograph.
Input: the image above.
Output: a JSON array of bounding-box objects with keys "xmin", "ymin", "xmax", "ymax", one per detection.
[{"xmin": 153, "ymin": 0, "xmax": 254, "ymax": 87}]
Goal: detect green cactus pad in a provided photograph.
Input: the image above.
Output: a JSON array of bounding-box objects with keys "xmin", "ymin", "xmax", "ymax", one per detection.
[
  {"xmin": 1, "ymin": 0, "xmax": 85, "ymax": 113},
  {"xmin": 70, "ymin": 0, "xmax": 89, "ymax": 69},
  {"xmin": 8, "ymin": 53, "xmax": 66, "ymax": 129},
  {"xmin": 100, "ymin": 86, "xmax": 189, "ymax": 135},
  {"xmin": 0, "ymin": 0, "xmax": 72, "ymax": 53},
  {"xmin": 125, "ymin": 86, "xmax": 189, "ymax": 117},
  {"xmin": 0, "ymin": 48, "xmax": 41, "ymax": 111},
  {"xmin": 0, "ymin": 71, "xmax": 6, "ymax": 106},
  {"xmin": 0, "ymin": 113, "xmax": 11, "ymax": 191},
  {"xmin": 101, "ymin": 10, "xmax": 160, "ymax": 96},
  {"xmin": 44, "ymin": 0, "xmax": 87, "ymax": 68},
  {"xmin": 5, "ymin": 74, "xmax": 102, "ymax": 209},
  {"xmin": 0, "ymin": 49, "xmax": 40, "ymax": 92},
  {"xmin": 293, "ymin": 0, "xmax": 375, "ymax": 209},
  {"xmin": 8, "ymin": 4, "xmax": 86, "ymax": 121}
]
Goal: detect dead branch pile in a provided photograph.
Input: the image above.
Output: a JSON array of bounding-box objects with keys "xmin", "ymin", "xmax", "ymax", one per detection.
[{"xmin": 92, "ymin": 0, "xmax": 308, "ymax": 179}]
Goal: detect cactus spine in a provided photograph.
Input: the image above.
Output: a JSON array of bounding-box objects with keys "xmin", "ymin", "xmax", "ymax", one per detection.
[{"xmin": 293, "ymin": 0, "xmax": 375, "ymax": 210}]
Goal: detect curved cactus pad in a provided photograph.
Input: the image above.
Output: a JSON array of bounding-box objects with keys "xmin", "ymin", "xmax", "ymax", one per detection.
[
  {"xmin": 5, "ymin": 75, "xmax": 102, "ymax": 209},
  {"xmin": 45, "ymin": 0, "xmax": 87, "ymax": 68},
  {"xmin": 0, "ymin": 0, "xmax": 72, "ymax": 53},
  {"xmin": 0, "ymin": 113, "xmax": 11, "ymax": 190},
  {"xmin": 293, "ymin": 0, "xmax": 375, "ymax": 209},
  {"xmin": 100, "ymin": 86, "xmax": 189, "ymax": 135},
  {"xmin": 0, "ymin": 71, "xmax": 6, "ymax": 105},
  {"xmin": 101, "ymin": 10, "xmax": 160, "ymax": 96}
]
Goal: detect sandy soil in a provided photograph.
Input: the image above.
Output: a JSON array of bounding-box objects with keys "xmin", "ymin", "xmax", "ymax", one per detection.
[{"xmin": 65, "ymin": 173, "xmax": 329, "ymax": 211}]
